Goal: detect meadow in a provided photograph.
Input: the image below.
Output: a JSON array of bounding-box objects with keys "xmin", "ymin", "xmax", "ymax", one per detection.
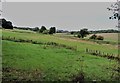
[
  {"xmin": 85, "ymin": 33, "xmax": 119, "ymax": 43},
  {"xmin": 1, "ymin": 29, "xmax": 119, "ymax": 82}
]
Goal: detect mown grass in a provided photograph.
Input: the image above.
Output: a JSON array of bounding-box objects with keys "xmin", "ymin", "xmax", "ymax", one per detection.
[
  {"xmin": 2, "ymin": 40, "xmax": 118, "ymax": 81},
  {"xmin": 85, "ymin": 33, "xmax": 119, "ymax": 44},
  {"xmin": 2, "ymin": 29, "xmax": 118, "ymax": 55},
  {"xmin": 2, "ymin": 29, "xmax": 119, "ymax": 81}
]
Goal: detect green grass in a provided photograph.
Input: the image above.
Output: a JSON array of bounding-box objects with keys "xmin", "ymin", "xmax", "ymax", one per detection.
[
  {"xmin": 2, "ymin": 29, "xmax": 118, "ymax": 55},
  {"xmin": 85, "ymin": 33, "xmax": 119, "ymax": 43},
  {"xmin": 2, "ymin": 29, "xmax": 119, "ymax": 81},
  {"xmin": 2, "ymin": 40, "xmax": 118, "ymax": 81}
]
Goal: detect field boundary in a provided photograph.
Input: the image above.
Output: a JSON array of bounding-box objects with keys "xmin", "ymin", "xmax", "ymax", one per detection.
[
  {"xmin": 81, "ymin": 39, "xmax": 118, "ymax": 45},
  {"xmin": 85, "ymin": 48, "xmax": 120, "ymax": 61},
  {"xmin": 2, "ymin": 36, "xmax": 77, "ymax": 51}
]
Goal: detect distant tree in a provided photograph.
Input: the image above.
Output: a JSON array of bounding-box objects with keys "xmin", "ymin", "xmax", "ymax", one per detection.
[
  {"xmin": 89, "ymin": 34, "xmax": 97, "ymax": 39},
  {"xmin": 49, "ymin": 27, "xmax": 56, "ymax": 34},
  {"xmin": 79, "ymin": 28, "xmax": 89, "ymax": 38},
  {"xmin": 33, "ymin": 27, "xmax": 39, "ymax": 32},
  {"xmin": 96, "ymin": 35, "xmax": 104, "ymax": 40},
  {"xmin": 39, "ymin": 26, "xmax": 47, "ymax": 33},
  {"xmin": 2, "ymin": 18, "xmax": 13, "ymax": 29}
]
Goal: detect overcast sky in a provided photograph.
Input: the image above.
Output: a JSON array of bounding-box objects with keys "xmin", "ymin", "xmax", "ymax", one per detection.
[
  {"xmin": 2, "ymin": 2, "xmax": 118, "ymax": 31},
  {"xmin": 1, "ymin": 0, "xmax": 117, "ymax": 2}
]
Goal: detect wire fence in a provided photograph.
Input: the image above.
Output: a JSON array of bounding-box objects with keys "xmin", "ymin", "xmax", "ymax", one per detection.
[{"xmin": 85, "ymin": 48, "xmax": 120, "ymax": 61}]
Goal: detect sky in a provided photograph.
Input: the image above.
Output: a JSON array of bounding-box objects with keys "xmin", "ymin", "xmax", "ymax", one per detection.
[
  {"xmin": 1, "ymin": 2, "xmax": 118, "ymax": 31},
  {"xmin": 0, "ymin": 0, "xmax": 117, "ymax": 2}
]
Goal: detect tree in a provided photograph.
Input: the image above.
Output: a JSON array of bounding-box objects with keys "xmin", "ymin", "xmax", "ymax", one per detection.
[
  {"xmin": 49, "ymin": 27, "xmax": 56, "ymax": 34},
  {"xmin": 107, "ymin": 0, "xmax": 120, "ymax": 28},
  {"xmin": 39, "ymin": 26, "xmax": 47, "ymax": 33},
  {"xmin": 33, "ymin": 27, "xmax": 39, "ymax": 32},
  {"xmin": 2, "ymin": 18, "xmax": 13, "ymax": 29},
  {"xmin": 79, "ymin": 28, "xmax": 89, "ymax": 38}
]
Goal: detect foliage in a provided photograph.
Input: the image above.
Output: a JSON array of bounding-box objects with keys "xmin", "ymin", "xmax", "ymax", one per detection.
[
  {"xmin": 79, "ymin": 28, "xmax": 89, "ymax": 38},
  {"xmin": 49, "ymin": 27, "xmax": 56, "ymax": 34},
  {"xmin": 39, "ymin": 26, "xmax": 47, "ymax": 33},
  {"xmin": 1, "ymin": 18, "xmax": 13, "ymax": 29}
]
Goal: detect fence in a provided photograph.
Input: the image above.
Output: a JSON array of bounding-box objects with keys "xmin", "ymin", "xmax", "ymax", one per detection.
[{"xmin": 85, "ymin": 48, "xmax": 120, "ymax": 61}]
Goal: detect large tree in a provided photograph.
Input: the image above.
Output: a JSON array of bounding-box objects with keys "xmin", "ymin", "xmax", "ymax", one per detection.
[
  {"xmin": 49, "ymin": 27, "xmax": 56, "ymax": 34},
  {"xmin": 2, "ymin": 18, "xmax": 13, "ymax": 29},
  {"xmin": 39, "ymin": 26, "xmax": 47, "ymax": 33},
  {"xmin": 79, "ymin": 28, "xmax": 89, "ymax": 38}
]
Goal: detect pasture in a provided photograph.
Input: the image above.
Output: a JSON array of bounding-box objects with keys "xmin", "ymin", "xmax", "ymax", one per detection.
[
  {"xmin": 85, "ymin": 33, "xmax": 119, "ymax": 44},
  {"xmin": 2, "ymin": 29, "xmax": 120, "ymax": 82}
]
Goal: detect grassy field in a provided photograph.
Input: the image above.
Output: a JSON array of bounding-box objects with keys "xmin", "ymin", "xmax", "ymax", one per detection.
[
  {"xmin": 2, "ymin": 29, "xmax": 119, "ymax": 81},
  {"xmin": 2, "ymin": 29, "xmax": 118, "ymax": 54},
  {"xmin": 85, "ymin": 33, "xmax": 119, "ymax": 43}
]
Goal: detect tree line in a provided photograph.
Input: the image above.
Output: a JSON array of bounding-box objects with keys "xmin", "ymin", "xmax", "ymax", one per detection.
[
  {"xmin": 89, "ymin": 29, "xmax": 120, "ymax": 33},
  {"xmin": 1, "ymin": 18, "xmax": 118, "ymax": 39},
  {"xmin": 1, "ymin": 18, "xmax": 56, "ymax": 34}
]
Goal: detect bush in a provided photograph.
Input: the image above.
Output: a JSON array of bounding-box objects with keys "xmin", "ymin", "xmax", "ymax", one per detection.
[
  {"xmin": 77, "ymin": 34, "xmax": 81, "ymax": 38},
  {"xmin": 96, "ymin": 35, "xmax": 104, "ymax": 40},
  {"xmin": 89, "ymin": 34, "xmax": 97, "ymax": 39},
  {"xmin": 42, "ymin": 30, "xmax": 49, "ymax": 34}
]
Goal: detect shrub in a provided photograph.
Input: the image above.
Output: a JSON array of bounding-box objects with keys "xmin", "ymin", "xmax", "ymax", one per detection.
[
  {"xmin": 42, "ymin": 30, "xmax": 49, "ymax": 34},
  {"xmin": 89, "ymin": 34, "xmax": 97, "ymax": 39},
  {"xmin": 96, "ymin": 35, "xmax": 104, "ymax": 40},
  {"xmin": 77, "ymin": 34, "xmax": 81, "ymax": 38}
]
